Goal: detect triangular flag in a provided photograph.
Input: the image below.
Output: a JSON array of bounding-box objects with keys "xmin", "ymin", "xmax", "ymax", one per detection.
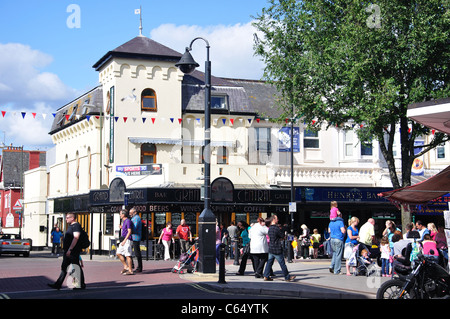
[
  {"xmin": 115, "ymin": 117, "xmax": 119, "ymax": 122},
  {"xmin": 230, "ymin": 118, "xmax": 234, "ymax": 125},
  {"xmin": 123, "ymin": 117, "xmax": 128, "ymax": 123},
  {"xmin": 32, "ymin": 112, "xmax": 36, "ymax": 119},
  {"xmin": 52, "ymin": 113, "xmax": 56, "ymax": 118},
  {"xmin": 21, "ymin": 112, "xmax": 26, "ymax": 119},
  {"xmin": 222, "ymin": 119, "xmax": 226, "ymax": 125},
  {"xmin": 132, "ymin": 117, "xmax": 137, "ymax": 122},
  {"xmin": 151, "ymin": 118, "xmax": 156, "ymax": 124},
  {"xmin": 256, "ymin": 118, "xmax": 260, "ymax": 123},
  {"xmin": 1, "ymin": 111, "xmax": 5, "ymax": 117},
  {"xmin": 42, "ymin": 113, "xmax": 47, "ymax": 120},
  {"xmin": 65, "ymin": 114, "xmax": 70, "ymax": 121},
  {"xmin": 142, "ymin": 118, "xmax": 147, "ymax": 123},
  {"xmin": 86, "ymin": 115, "xmax": 91, "ymax": 122},
  {"xmin": 170, "ymin": 118, "xmax": 174, "ymax": 123},
  {"xmin": 248, "ymin": 119, "xmax": 252, "ymax": 124},
  {"xmin": 178, "ymin": 118, "xmax": 182, "ymax": 124}
]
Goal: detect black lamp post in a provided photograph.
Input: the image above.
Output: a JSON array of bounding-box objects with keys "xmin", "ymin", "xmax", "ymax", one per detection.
[{"xmin": 176, "ymin": 37, "xmax": 216, "ymax": 274}]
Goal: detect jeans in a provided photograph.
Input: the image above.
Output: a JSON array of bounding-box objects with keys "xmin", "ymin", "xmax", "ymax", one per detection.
[
  {"xmin": 381, "ymin": 258, "xmax": 390, "ymax": 276},
  {"xmin": 330, "ymin": 238, "xmax": 344, "ymax": 274},
  {"xmin": 264, "ymin": 253, "xmax": 290, "ymax": 280}
]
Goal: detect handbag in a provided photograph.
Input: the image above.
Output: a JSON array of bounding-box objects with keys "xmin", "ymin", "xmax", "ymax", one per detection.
[
  {"xmin": 242, "ymin": 244, "xmax": 250, "ymax": 255},
  {"xmin": 344, "ymin": 242, "xmax": 354, "ymax": 259}
]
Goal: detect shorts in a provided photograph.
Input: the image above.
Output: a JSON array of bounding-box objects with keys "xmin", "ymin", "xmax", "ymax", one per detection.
[{"xmin": 116, "ymin": 239, "xmax": 132, "ymax": 257}]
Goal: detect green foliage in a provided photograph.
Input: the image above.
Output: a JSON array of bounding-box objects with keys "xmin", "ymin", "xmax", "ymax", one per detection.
[{"xmin": 253, "ymin": 0, "xmax": 450, "ymax": 188}]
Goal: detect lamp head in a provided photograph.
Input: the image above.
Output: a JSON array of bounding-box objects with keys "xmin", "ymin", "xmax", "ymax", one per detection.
[{"xmin": 175, "ymin": 48, "xmax": 200, "ymax": 74}]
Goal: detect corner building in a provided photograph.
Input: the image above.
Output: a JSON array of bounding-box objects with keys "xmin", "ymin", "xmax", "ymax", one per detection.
[{"xmin": 23, "ymin": 34, "xmax": 449, "ymax": 253}]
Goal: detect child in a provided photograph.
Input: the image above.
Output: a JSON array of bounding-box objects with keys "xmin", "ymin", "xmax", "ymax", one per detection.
[
  {"xmin": 311, "ymin": 229, "xmax": 321, "ymax": 259},
  {"xmin": 380, "ymin": 236, "xmax": 391, "ymax": 277},
  {"xmin": 330, "ymin": 201, "xmax": 340, "ymax": 220},
  {"xmin": 421, "ymin": 234, "xmax": 439, "ymax": 261},
  {"xmin": 360, "ymin": 249, "xmax": 373, "ymax": 265},
  {"xmin": 292, "ymin": 236, "xmax": 298, "ymax": 259}
]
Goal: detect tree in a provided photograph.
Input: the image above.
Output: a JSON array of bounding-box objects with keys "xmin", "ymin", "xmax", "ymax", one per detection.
[{"xmin": 253, "ymin": 0, "xmax": 450, "ymax": 227}]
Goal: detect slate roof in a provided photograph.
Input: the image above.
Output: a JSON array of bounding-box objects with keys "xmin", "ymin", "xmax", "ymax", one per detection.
[
  {"xmin": 49, "ymin": 86, "xmax": 103, "ymax": 134},
  {"xmin": 93, "ymin": 36, "xmax": 182, "ymax": 71}
]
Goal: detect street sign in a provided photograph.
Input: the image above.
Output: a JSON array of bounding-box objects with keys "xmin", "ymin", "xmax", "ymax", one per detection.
[
  {"xmin": 289, "ymin": 201, "xmax": 296, "ymax": 213},
  {"xmin": 12, "ymin": 199, "xmax": 23, "ymax": 210}
]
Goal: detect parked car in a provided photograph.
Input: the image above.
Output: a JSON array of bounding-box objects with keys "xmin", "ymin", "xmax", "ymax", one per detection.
[{"xmin": 0, "ymin": 234, "xmax": 32, "ymax": 257}]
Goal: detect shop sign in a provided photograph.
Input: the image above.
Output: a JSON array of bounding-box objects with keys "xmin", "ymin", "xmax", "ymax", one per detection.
[{"xmin": 296, "ymin": 187, "xmax": 393, "ymax": 203}]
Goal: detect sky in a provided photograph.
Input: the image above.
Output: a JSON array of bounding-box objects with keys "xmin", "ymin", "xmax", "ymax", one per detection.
[{"xmin": 0, "ymin": 0, "xmax": 268, "ymax": 150}]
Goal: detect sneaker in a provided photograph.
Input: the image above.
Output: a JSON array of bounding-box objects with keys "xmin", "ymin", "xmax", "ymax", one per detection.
[
  {"xmin": 285, "ymin": 276, "xmax": 296, "ymax": 282},
  {"xmin": 264, "ymin": 277, "xmax": 273, "ymax": 281}
]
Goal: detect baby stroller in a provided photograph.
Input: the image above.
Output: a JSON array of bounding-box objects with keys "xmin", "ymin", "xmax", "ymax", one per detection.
[
  {"xmin": 349, "ymin": 244, "xmax": 380, "ymax": 277},
  {"xmin": 171, "ymin": 243, "xmax": 198, "ymax": 274}
]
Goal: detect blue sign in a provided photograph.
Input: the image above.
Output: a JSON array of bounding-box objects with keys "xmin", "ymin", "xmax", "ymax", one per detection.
[
  {"xmin": 296, "ymin": 187, "xmax": 393, "ymax": 203},
  {"xmin": 278, "ymin": 127, "xmax": 300, "ymax": 152}
]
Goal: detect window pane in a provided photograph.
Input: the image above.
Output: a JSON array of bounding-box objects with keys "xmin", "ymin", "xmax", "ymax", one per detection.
[
  {"xmin": 437, "ymin": 146, "xmax": 445, "ymax": 159},
  {"xmin": 142, "ymin": 97, "xmax": 155, "ymax": 109},
  {"xmin": 304, "ymin": 139, "xmax": 319, "ymax": 148},
  {"xmin": 345, "ymin": 144, "xmax": 353, "ymax": 157},
  {"xmin": 361, "ymin": 142, "xmax": 373, "ymax": 156},
  {"xmin": 304, "ymin": 130, "xmax": 318, "ymax": 137},
  {"xmin": 211, "ymin": 96, "xmax": 227, "ymax": 109}
]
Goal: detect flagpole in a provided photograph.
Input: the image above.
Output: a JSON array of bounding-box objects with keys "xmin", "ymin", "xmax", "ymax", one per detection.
[{"xmin": 139, "ymin": 6, "xmax": 143, "ymax": 36}]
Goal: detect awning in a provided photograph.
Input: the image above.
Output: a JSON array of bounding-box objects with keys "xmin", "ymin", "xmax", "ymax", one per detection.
[
  {"xmin": 129, "ymin": 137, "xmax": 182, "ymax": 145},
  {"xmin": 378, "ymin": 165, "xmax": 450, "ymax": 206}
]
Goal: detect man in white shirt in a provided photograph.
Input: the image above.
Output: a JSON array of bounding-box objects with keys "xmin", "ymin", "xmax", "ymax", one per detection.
[{"xmin": 359, "ymin": 218, "xmax": 375, "ymax": 246}]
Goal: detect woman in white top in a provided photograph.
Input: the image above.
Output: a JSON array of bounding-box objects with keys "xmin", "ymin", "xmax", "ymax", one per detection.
[{"xmin": 249, "ymin": 217, "xmax": 269, "ymax": 278}]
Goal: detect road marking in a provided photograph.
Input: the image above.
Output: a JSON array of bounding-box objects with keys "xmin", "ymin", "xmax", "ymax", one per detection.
[{"xmin": 0, "ymin": 294, "xmax": 10, "ymax": 299}]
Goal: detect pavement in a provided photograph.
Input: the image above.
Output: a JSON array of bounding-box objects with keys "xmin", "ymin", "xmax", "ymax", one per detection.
[{"xmin": 4, "ymin": 250, "xmax": 391, "ymax": 299}]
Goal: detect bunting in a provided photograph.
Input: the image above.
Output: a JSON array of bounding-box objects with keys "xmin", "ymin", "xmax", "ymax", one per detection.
[{"xmin": 0, "ymin": 110, "xmax": 430, "ymax": 134}]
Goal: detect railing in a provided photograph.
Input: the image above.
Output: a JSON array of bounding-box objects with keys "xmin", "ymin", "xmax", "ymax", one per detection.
[{"xmin": 268, "ymin": 165, "xmax": 381, "ymax": 186}]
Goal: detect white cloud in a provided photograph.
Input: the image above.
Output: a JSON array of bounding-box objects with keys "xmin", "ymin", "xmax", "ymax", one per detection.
[
  {"xmin": 0, "ymin": 43, "xmax": 77, "ymax": 149},
  {"xmin": 150, "ymin": 22, "xmax": 265, "ymax": 80},
  {"xmin": 0, "ymin": 43, "xmax": 76, "ymax": 105}
]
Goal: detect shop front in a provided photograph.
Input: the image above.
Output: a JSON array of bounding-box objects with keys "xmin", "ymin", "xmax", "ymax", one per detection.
[
  {"xmin": 294, "ymin": 186, "xmax": 397, "ymax": 240},
  {"xmin": 88, "ymin": 177, "xmax": 290, "ymax": 255}
]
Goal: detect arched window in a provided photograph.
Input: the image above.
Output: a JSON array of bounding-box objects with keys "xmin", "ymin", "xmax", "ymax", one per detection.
[
  {"xmin": 141, "ymin": 88, "xmax": 157, "ymax": 112},
  {"xmin": 141, "ymin": 143, "xmax": 156, "ymax": 164}
]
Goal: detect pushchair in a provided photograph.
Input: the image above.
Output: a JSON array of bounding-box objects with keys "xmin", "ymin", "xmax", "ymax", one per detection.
[
  {"xmin": 171, "ymin": 243, "xmax": 198, "ymax": 274},
  {"xmin": 349, "ymin": 244, "xmax": 380, "ymax": 277}
]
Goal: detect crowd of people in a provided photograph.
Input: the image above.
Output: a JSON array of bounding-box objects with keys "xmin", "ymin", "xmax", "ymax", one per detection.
[{"xmin": 47, "ymin": 203, "xmax": 449, "ymax": 290}]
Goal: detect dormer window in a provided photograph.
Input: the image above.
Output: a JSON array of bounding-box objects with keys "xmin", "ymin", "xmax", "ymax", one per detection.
[
  {"xmin": 211, "ymin": 95, "xmax": 228, "ymax": 110},
  {"xmin": 141, "ymin": 88, "xmax": 157, "ymax": 112}
]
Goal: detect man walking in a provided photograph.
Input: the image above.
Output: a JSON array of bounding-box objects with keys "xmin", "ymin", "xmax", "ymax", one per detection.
[
  {"xmin": 48, "ymin": 213, "xmax": 86, "ymax": 290},
  {"xmin": 117, "ymin": 209, "xmax": 134, "ymax": 275},
  {"xmin": 130, "ymin": 207, "xmax": 143, "ymax": 273},
  {"xmin": 176, "ymin": 219, "xmax": 192, "ymax": 254},
  {"xmin": 263, "ymin": 215, "xmax": 296, "ymax": 282},
  {"xmin": 328, "ymin": 212, "xmax": 346, "ymax": 275},
  {"xmin": 227, "ymin": 221, "xmax": 238, "ymax": 259}
]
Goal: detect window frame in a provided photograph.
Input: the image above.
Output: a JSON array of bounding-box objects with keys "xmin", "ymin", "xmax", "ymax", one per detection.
[{"xmin": 141, "ymin": 89, "xmax": 157, "ymax": 112}]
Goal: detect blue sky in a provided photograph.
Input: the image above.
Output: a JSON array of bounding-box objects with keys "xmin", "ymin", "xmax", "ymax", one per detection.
[{"xmin": 0, "ymin": 0, "xmax": 268, "ymax": 149}]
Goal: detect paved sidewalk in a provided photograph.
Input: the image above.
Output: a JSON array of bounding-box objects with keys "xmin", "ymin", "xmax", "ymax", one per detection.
[
  {"xmin": 4, "ymin": 251, "xmax": 389, "ymax": 299},
  {"xmin": 182, "ymin": 258, "xmax": 388, "ymax": 299}
]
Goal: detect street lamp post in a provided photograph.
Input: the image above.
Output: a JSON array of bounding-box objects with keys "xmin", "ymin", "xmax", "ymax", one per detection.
[{"xmin": 176, "ymin": 37, "xmax": 216, "ymax": 274}]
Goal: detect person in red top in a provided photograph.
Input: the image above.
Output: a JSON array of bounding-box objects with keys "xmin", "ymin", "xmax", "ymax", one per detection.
[{"xmin": 176, "ymin": 219, "xmax": 193, "ymax": 254}]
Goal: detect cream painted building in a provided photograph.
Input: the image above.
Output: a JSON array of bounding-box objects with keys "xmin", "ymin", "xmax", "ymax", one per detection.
[{"xmin": 22, "ymin": 35, "xmax": 450, "ymax": 252}]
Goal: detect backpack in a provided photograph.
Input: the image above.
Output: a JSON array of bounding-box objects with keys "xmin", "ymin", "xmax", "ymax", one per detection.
[{"xmin": 78, "ymin": 228, "xmax": 90, "ymax": 249}]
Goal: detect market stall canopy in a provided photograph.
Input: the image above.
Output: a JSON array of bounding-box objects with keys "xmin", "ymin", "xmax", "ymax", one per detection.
[
  {"xmin": 378, "ymin": 165, "xmax": 450, "ymax": 206},
  {"xmin": 407, "ymin": 98, "xmax": 450, "ymax": 135}
]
